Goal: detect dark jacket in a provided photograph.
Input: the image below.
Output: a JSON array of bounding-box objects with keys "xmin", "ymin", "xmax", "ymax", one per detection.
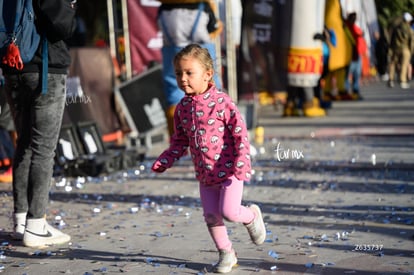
[
  {"xmin": 1, "ymin": 0, "xmax": 76, "ymax": 75},
  {"xmin": 390, "ymin": 20, "xmax": 414, "ymax": 53}
]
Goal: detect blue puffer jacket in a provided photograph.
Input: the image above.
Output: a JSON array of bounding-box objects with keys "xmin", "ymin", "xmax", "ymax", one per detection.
[{"xmin": 1, "ymin": 0, "xmax": 76, "ymax": 75}]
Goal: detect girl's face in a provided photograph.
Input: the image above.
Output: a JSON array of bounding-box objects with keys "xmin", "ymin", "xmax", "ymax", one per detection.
[{"xmin": 174, "ymin": 56, "xmax": 213, "ymax": 96}]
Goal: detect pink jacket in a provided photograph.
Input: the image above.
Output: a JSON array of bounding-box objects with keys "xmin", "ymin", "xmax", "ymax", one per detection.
[{"xmin": 155, "ymin": 85, "xmax": 252, "ymax": 185}]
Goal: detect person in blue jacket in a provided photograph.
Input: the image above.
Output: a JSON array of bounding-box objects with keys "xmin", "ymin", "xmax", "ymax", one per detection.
[{"xmin": 1, "ymin": 0, "xmax": 76, "ymax": 248}]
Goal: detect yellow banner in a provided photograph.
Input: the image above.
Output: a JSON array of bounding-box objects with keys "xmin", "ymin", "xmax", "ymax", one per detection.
[{"xmin": 287, "ymin": 48, "xmax": 323, "ymax": 74}]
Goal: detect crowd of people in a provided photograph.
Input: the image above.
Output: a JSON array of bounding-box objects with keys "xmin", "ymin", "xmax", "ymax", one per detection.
[
  {"xmin": 337, "ymin": 11, "xmax": 414, "ymax": 93},
  {"xmin": 282, "ymin": 10, "xmax": 414, "ymax": 118}
]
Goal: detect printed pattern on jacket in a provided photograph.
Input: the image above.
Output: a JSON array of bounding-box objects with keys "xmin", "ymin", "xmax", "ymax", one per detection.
[{"xmin": 156, "ymin": 85, "xmax": 251, "ymax": 185}]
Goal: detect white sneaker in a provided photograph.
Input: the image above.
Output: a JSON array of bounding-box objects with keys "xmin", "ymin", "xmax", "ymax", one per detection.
[
  {"xmin": 400, "ymin": 82, "xmax": 410, "ymax": 89},
  {"xmin": 12, "ymin": 213, "xmax": 26, "ymax": 240},
  {"xmin": 380, "ymin": 74, "xmax": 389, "ymax": 81},
  {"xmin": 23, "ymin": 218, "xmax": 70, "ymax": 248},
  {"xmin": 215, "ymin": 249, "xmax": 237, "ymax": 273},
  {"xmin": 245, "ymin": 204, "xmax": 266, "ymax": 245}
]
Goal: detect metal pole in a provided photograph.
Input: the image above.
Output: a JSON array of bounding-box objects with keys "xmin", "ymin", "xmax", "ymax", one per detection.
[
  {"xmin": 212, "ymin": 0, "xmax": 222, "ymax": 90},
  {"xmin": 225, "ymin": 0, "xmax": 237, "ymax": 102},
  {"xmin": 121, "ymin": 0, "xmax": 132, "ymax": 80},
  {"xmin": 106, "ymin": 0, "xmax": 117, "ymax": 59}
]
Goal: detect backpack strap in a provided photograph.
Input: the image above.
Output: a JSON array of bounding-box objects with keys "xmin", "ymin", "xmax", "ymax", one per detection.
[
  {"xmin": 160, "ymin": 15, "xmax": 173, "ymax": 45},
  {"xmin": 189, "ymin": 2, "xmax": 204, "ymax": 41},
  {"xmin": 11, "ymin": 0, "xmax": 25, "ymax": 41},
  {"xmin": 160, "ymin": 2, "xmax": 205, "ymax": 46}
]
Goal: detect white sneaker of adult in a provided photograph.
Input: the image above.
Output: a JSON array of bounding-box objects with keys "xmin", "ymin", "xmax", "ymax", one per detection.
[
  {"xmin": 12, "ymin": 212, "xmax": 26, "ymax": 240},
  {"xmin": 400, "ymin": 82, "xmax": 410, "ymax": 89},
  {"xmin": 23, "ymin": 218, "xmax": 70, "ymax": 248}
]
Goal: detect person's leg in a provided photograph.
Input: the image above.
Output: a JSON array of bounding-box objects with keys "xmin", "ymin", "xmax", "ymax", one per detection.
[
  {"xmin": 200, "ymin": 181, "xmax": 237, "ymax": 273},
  {"xmin": 302, "ymin": 86, "xmax": 326, "ymax": 117},
  {"xmin": 26, "ymin": 73, "xmax": 66, "ymax": 218},
  {"xmin": 344, "ymin": 64, "xmax": 351, "ymax": 93},
  {"xmin": 339, "ymin": 65, "xmax": 354, "ymax": 100},
  {"xmin": 352, "ymin": 58, "xmax": 362, "ymax": 96},
  {"xmin": 220, "ymin": 176, "xmax": 266, "ymax": 245},
  {"xmin": 4, "ymin": 74, "xmax": 32, "ymax": 215},
  {"xmin": 330, "ymin": 70, "xmax": 338, "ymax": 97},
  {"xmin": 220, "ymin": 176, "xmax": 254, "ymax": 224},
  {"xmin": 5, "ymin": 74, "xmax": 36, "ymax": 239},
  {"xmin": 6, "ymin": 73, "xmax": 70, "ymax": 247},
  {"xmin": 24, "ymin": 73, "xmax": 70, "ymax": 247},
  {"xmin": 283, "ymin": 86, "xmax": 300, "ymax": 117},
  {"xmin": 399, "ymin": 48, "xmax": 411, "ymax": 85},
  {"xmin": 388, "ymin": 51, "xmax": 396, "ymax": 87},
  {"xmin": 200, "ymin": 182, "xmax": 232, "ymax": 252}
]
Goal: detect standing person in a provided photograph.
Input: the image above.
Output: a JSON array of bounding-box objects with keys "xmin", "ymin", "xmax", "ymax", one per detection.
[
  {"xmin": 1, "ymin": 0, "xmax": 76, "ymax": 247},
  {"xmin": 344, "ymin": 12, "xmax": 367, "ymax": 100},
  {"xmin": 151, "ymin": 44, "xmax": 266, "ymax": 273},
  {"xmin": 157, "ymin": 0, "xmax": 222, "ymax": 138},
  {"xmin": 388, "ymin": 12, "xmax": 413, "ymax": 89},
  {"xmin": 375, "ymin": 25, "xmax": 389, "ymax": 81}
]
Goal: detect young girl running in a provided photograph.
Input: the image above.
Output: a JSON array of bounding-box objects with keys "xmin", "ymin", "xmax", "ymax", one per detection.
[{"xmin": 152, "ymin": 44, "xmax": 266, "ymax": 273}]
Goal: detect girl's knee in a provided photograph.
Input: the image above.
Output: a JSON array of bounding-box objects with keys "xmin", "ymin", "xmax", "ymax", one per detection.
[
  {"xmin": 204, "ymin": 213, "xmax": 224, "ymax": 227},
  {"xmin": 221, "ymin": 209, "xmax": 239, "ymax": 223}
]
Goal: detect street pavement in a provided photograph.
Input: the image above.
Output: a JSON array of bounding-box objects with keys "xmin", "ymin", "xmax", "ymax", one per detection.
[{"xmin": 0, "ymin": 79, "xmax": 413, "ymax": 275}]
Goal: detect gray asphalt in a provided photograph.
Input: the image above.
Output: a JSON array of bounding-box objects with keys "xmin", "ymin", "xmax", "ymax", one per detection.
[{"xmin": 0, "ymin": 79, "xmax": 413, "ymax": 275}]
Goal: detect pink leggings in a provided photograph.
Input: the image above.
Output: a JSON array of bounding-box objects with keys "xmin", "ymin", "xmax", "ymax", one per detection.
[{"xmin": 199, "ymin": 175, "xmax": 255, "ymax": 252}]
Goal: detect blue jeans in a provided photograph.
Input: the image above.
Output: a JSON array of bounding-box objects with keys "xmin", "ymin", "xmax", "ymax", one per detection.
[
  {"xmin": 345, "ymin": 57, "xmax": 362, "ymax": 94},
  {"xmin": 4, "ymin": 73, "xmax": 66, "ymax": 218}
]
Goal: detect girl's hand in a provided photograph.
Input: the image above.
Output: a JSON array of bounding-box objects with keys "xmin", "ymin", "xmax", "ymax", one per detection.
[{"xmin": 151, "ymin": 160, "xmax": 167, "ymax": 173}]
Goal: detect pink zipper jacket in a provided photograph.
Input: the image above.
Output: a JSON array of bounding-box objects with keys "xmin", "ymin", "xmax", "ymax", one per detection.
[{"xmin": 155, "ymin": 85, "xmax": 252, "ymax": 185}]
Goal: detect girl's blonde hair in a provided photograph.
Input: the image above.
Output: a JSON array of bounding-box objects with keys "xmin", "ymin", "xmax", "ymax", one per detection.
[{"xmin": 173, "ymin": 44, "xmax": 215, "ymax": 83}]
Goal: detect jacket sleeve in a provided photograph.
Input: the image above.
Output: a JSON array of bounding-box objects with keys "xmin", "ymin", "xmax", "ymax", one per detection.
[
  {"xmin": 223, "ymin": 97, "xmax": 251, "ymax": 176},
  {"xmin": 154, "ymin": 106, "xmax": 190, "ymax": 169}
]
